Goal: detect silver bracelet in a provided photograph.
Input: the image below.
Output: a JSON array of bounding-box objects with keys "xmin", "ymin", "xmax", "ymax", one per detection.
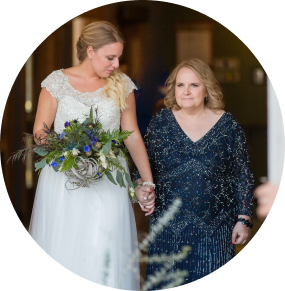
[{"xmin": 142, "ymin": 181, "xmax": 156, "ymax": 189}]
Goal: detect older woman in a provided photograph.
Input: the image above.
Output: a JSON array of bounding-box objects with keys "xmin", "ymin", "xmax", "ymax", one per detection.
[{"xmin": 134, "ymin": 59, "xmax": 254, "ymax": 288}]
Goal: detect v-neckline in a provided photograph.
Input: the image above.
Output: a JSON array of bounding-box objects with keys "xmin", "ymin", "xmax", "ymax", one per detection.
[{"xmin": 170, "ymin": 110, "xmax": 227, "ymax": 144}]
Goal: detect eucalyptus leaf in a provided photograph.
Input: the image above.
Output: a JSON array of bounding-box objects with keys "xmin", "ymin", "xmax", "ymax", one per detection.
[
  {"xmin": 103, "ymin": 141, "xmax": 111, "ymax": 156},
  {"xmin": 53, "ymin": 160, "xmax": 63, "ymax": 172},
  {"xmin": 125, "ymin": 172, "xmax": 134, "ymax": 188},
  {"xmin": 116, "ymin": 171, "xmax": 126, "ymax": 188},
  {"xmin": 79, "ymin": 134, "xmax": 89, "ymax": 142},
  {"xmin": 92, "ymin": 146, "xmax": 99, "ymax": 152},
  {"xmin": 71, "ymin": 129, "xmax": 79, "ymax": 135},
  {"xmin": 33, "ymin": 147, "xmax": 48, "ymax": 157},
  {"xmin": 35, "ymin": 158, "xmax": 47, "ymax": 171},
  {"xmin": 106, "ymin": 171, "xmax": 117, "ymax": 185},
  {"xmin": 66, "ymin": 132, "xmax": 73, "ymax": 140},
  {"xmin": 75, "ymin": 143, "xmax": 85, "ymax": 149},
  {"xmin": 83, "ymin": 118, "xmax": 92, "ymax": 125}
]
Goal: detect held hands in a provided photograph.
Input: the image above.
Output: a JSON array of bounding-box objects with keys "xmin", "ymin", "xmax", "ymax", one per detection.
[
  {"xmin": 135, "ymin": 179, "xmax": 155, "ymax": 216},
  {"xmin": 231, "ymin": 215, "xmax": 251, "ymax": 245}
]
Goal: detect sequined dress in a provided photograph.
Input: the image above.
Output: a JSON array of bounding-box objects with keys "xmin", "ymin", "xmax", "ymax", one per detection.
[
  {"xmin": 134, "ymin": 108, "xmax": 254, "ymax": 288},
  {"xmin": 29, "ymin": 70, "xmax": 140, "ymax": 290}
]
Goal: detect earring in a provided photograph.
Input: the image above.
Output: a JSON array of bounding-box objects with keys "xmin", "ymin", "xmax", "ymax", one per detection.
[{"xmin": 205, "ymin": 96, "xmax": 208, "ymax": 101}]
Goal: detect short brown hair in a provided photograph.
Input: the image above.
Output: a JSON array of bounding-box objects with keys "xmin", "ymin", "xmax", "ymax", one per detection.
[{"xmin": 164, "ymin": 59, "xmax": 224, "ymax": 111}]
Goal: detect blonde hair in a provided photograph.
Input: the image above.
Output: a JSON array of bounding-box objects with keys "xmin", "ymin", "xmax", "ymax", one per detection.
[
  {"xmin": 76, "ymin": 21, "xmax": 129, "ymax": 111},
  {"xmin": 164, "ymin": 59, "xmax": 224, "ymax": 112}
]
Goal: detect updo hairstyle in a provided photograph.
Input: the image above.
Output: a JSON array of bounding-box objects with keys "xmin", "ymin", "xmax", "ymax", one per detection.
[
  {"xmin": 164, "ymin": 59, "xmax": 224, "ymax": 112},
  {"xmin": 76, "ymin": 21, "xmax": 129, "ymax": 111}
]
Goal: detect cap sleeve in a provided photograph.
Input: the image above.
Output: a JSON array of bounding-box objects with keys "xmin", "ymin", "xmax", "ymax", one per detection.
[
  {"xmin": 41, "ymin": 70, "xmax": 64, "ymax": 101},
  {"xmin": 121, "ymin": 73, "xmax": 138, "ymax": 96}
]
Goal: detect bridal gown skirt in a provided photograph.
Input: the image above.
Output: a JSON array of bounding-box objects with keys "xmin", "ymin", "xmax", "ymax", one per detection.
[{"xmin": 29, "ymin": 164, "xmax": 140, "ymax": 290}]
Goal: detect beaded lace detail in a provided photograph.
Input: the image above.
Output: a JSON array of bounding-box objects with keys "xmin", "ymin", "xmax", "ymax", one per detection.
[
  {"xmin": 133, "ymin": 108, "xmax": 254, "ymax": 286},
  {"xmin": 41, "ymin": 70, "xmax": 137, "ymax": 133},
  {"xmin": 134, "ymin": 109, "xmax": 254, "ymax": 232}
]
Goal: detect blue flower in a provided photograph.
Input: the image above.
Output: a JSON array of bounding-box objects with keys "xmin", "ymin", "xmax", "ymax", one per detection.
[
  {"xmin": 60, "ymin": 132, "xmax": 66, "ymax": 139},
  {"xmin": 58, "ymin": 156, "xmax": 65, "ymax": 162},
  {"xmin": 51, "ymin": 161, "xmax": 58, "ymax": 167},
  {"xmin": 64, "ymin": 121, "xmax": 70, "ymax": 128},
  {"xmin": 91, "ymin": 140, "xmax": 96, "ymax": 146},
  {"xmin": 112, "ymin": 140, "xmax": 117, "ymax": 145},
  {"xmin": 83, "ymin": 145, "xmax": 91, "ymax": 152},
  {"xmin": 97, "ymin": 173, "xmax": 101, "ymax": 180}
]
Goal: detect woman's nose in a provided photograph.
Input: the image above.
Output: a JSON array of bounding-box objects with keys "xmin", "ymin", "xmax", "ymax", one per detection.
[
  {"xmin": 184, "ymin": 86, "xmax": 190, "ymax": 95},
  {"xmin": 113, "ymin": 58, "xmax": 119, "ymax": 68}
]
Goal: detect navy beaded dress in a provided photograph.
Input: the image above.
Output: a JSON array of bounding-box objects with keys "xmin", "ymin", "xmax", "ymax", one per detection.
[{"xmin": 134, "ymin": 109, "xmax": 254, "ymax": 289}]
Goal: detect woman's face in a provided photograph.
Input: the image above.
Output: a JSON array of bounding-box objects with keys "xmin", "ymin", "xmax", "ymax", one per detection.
[
  {"xmin": 88, "ymin": 42, "xmax": 123, "ymax": 78},
  {"xmin": 175, "ymin": 67, "xmax": 207, "ymax": 110}
]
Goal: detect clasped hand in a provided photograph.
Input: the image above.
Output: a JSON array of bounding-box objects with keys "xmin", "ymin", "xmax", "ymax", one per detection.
[
  {"xmin": 135, "ymin": 180, "xmax": 155, "ymax": 216},
  {"xmin": 231, "ymin": 215, "xmax": 251, "ymax": 245}
]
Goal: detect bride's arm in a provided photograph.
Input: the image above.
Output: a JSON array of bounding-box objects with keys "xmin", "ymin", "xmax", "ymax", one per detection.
[
  {"xmin": 33, "ymin": 88, "xmax": 58, "ymax": 144},
  {"xmin": 121, "ymin": 91, "xmax": 155, "ymax": 214},
  {"xmin": 121, "ymin": 91, "xmax": 153, "ymax": 183}
]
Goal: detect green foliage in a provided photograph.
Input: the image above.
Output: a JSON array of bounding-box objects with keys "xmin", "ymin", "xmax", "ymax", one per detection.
[
  {"xmin": 33, "ymin": 147, "xmax": 48, "ymax": 157},
  {"xmin": 35, "ymin": 158, "xmax": 47, "ymax": 171},
  {"xmin": 106, "ymin": 171, "xmax": 117, "ymax": 185},
  {"xmin": 103, "ymin": 141, "xmax": 111, "ymax": 156},
  {"xmin": 61, "ymin": 154, "xmax": 76, "ymax": 172},
  {"xmin": 9, "ymin": 106, "xmax": 134, "ymax": 190},
  {"xmin": 125, "ymin": 173, "xmax": 134, "ymax": 188},
  {"xmin": 116, "ymin": 171, "xmax": 126, "ymax": 188}
]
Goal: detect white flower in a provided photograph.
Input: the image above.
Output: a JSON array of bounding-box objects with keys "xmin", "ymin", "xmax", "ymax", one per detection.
[
  {"xmin": 86, "ymin": 150, "xmax": 92, "ymax": 156},
  {"xmin": 98, "ymin": 150, "xmax": 108, "ymax": 169},
  {"xmin": 72, "ymin": 148, "xmax": 80, "ymax": 157},
  {"xmin": 108, "ymin": 150, "xmax": 116, "ymax": 159},
  {"xmin": 129, "ymin": 187, "xmax": 135, "ymax": 198},
  {"xmin": 63, "ymin": 151, "xmax": 69, "ymax": 157}
]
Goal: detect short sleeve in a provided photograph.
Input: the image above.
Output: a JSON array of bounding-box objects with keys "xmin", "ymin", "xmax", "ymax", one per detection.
[
  {"xmin": 121, "ymin": 73, "xmax": 138, "ymax": 96},
  {"xmin": 41, "ymin": 70, "xmax": 63, "ymax": 101}
]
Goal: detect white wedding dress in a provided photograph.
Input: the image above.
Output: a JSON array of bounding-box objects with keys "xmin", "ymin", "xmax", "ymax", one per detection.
[{"xmin": 29, "ymin": 70, "xmax": 140, "ymax": 290}]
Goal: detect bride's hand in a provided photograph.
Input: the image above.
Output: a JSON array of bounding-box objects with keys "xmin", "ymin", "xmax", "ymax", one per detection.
[{"xmin": 135, "ymin": 185, "xmax": 155, "ymax": 216}]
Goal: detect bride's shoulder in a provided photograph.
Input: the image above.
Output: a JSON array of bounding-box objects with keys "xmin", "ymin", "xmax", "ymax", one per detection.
[
  {"xmin": 41, "ymin": 69, "xmax": 66, "ymax": 100},
  {"xmin": 41, "ymin": 69, "xmax": 65, "ymax": 86},
  {"xmin": 119, "ymin": 72, "xmax": 138, "ymax": 94}
]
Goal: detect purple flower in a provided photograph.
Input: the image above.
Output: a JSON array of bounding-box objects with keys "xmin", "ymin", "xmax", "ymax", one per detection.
[
  {"xmin": 58, "ymin": 156, "xmax": 65, "ymax": 162},
  {"xmin": 97, "ymin": 173, "xmax": 101, "ymax": 180},
  {"xmin": 91, "ymin": 140, "xmax": 96, "ymax": 146},
  {"xmin": 51, "ymin": 161, "xmax": 58, "ymax": 167},
  {"xmin": 83, "ymin": 145, "xmax": 91, "ymax": 152},
  {"xmin": 112, "ymin": 140, "xmax": 117, "ymax": 145},
  {"xmin": 60, "ymin": 132, "xmax": 66, "ymax": 139},
  {"xmin": 64, "ymin": 121, "xmax": 70, "ymax": 128}
]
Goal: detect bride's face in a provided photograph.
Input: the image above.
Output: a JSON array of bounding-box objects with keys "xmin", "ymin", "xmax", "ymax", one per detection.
[{"xmin": 88, "ymin": 42, "xmax": 123, "ymax": 78}]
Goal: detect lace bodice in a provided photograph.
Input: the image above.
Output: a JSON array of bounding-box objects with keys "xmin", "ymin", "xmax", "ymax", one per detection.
[{"xmin": 41, "ymin": 70, "xmax": 137, "ymax": 133}]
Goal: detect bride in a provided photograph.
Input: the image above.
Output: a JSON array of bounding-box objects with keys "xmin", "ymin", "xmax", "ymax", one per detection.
[{"xmin": 29, "ymin": 21, "xmax": 155, "ymax": 289}]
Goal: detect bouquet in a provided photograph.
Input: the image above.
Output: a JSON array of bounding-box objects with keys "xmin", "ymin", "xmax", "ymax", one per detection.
[{"xmin": 9, "ymin": 107, "xmax": 135, "ymax": 191}]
